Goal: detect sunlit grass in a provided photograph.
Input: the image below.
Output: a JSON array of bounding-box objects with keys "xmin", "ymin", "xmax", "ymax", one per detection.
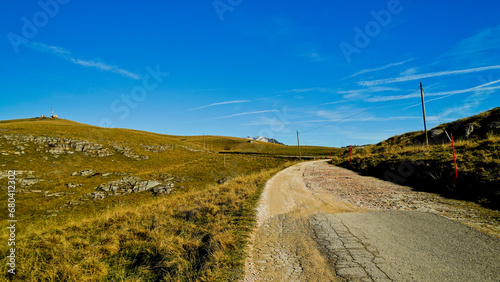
[{"xmin": 0, "ymin": 118, "xmax": 296, "ymax": 280}]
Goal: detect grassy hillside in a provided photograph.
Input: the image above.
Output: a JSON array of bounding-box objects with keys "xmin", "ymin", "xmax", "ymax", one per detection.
[
  {"xmin": 0, "ymin": 118, "xmax": 303, "ymax": 280},
  {"xmin": 186, "ymin": 135, "xmax": 341, "ymax": 157},
  {"xmin": 331, "ymin": 107, "xmax": 500, "ymax": 209}
]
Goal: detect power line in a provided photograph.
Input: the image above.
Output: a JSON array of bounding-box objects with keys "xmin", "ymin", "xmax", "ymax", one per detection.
[
  {"xmin": 424, "ymin": 89, "xmax": 444, "ymax": 125},
  {"xmin": 424, "ymin": 89, "xmax": 452, "ymax": 142}
]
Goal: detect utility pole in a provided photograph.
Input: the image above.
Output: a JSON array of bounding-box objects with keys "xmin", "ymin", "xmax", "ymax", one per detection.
[
  {"xmin": 296, "ymin": 130, "xmax": 302, "ymax": 161},
  {"xmin": 420, "ymin": 82, "xmax": 429, "ymax": 146}
]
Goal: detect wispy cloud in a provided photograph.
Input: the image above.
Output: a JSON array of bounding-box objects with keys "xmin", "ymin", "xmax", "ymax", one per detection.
[
  {"xmin": 399, "ymin": 67, "xmax": 419, "ymax": 76},
  {"xmin": 447, "ymin": 24, "xmax": 500, "ymax": 61},
  {"xmin": 212, "ymin": 110, "xmax": 277, "ymax": 120},
  {"xmin": 400, "ymin": 79, "xmax": 500, "ymax": 110},
  {"xmin": 336, "ymin": 86, "xmax": 402, "ymax": 100},
  {"xmin": 370, "ymin": 78, "xmax": 500, "ymax": 103},
  {"xmin": 321, "ymin": 100, "xmax": 349, "ymax": 106},
  {"xmin": 301, "ymin": 112, "xmax": 426, "ymax": 123},
  {"xmin": 282, "ymin": 87, "xmax": 338, "ymax": 94},
  {"xmin": 347, "ymin": 59, "xmax": 414, "ymax": 78},
  {"xmin": 188, "ymin": 100, "xmax": 250, "ymax": 111},
  {"xmin": 358, "ymin": 65, "xmax": 500, "ymax": 86},
  {"xmin": 244, "ymin": 116, "xmax": 290, "ymax": 129},
  {"xmin": 367, "ymin": 93, "xmax": 420, "ymax": 102},
  {"xmin": 27, "ymin": 42, "xmax": 141, "ymax": 80},
  {"xmin": 339, "ymin": 86, "xmax": 401, "ymax": 95},
  {"xmin": 301, "ymin": 51, "xmax": 326, "ymax": 62}
]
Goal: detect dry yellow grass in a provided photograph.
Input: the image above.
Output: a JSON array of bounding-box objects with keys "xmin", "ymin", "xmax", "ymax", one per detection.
[
  {"xmin": 1, "ymin": 163, "xmax": 293, "ymax": 281},
  {"xmin": 0, "ymin": 118, "xmax": 299, "ymax": 280}
]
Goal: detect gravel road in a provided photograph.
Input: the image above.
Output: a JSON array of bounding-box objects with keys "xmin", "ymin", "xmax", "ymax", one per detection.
[{"xmin": 243, "ymin": 160, "xmax": 500, "ymax": 281}]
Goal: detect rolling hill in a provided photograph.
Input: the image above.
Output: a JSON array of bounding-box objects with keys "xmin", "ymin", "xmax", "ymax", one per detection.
[{"xmin": 0, "ymin": 117, "xmax": 319, "ymax": 281}]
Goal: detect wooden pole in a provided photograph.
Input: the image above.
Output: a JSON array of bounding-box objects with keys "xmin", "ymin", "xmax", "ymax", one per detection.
[
  {"xmin": 296, "ymin": 131, "xmax": 302, "ymax": 161},
  {"xmin": 420, "ymin": 82, "xmax": 429, "ymax": 146}
]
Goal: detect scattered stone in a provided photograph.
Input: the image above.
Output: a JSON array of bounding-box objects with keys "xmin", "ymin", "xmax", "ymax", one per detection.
[
  {"xmin": 112, "ymin": 143, "xmax": 141, "ymax": 159},
  {"xmin": 91, "ymin": 176, "xmax": 175, "ymax": 199},
  {"xmin": 1, "ymin": 134, "xmax": 114, "ymax": 157},
  {"xmin": 72, "ymin": 169, "xmax": 98, "ymax": 177},
  {"xmin": 153, "ymin": 184, "xmax": 174, "ymax": 194},
  {"xmin": 45, "ymin": 192, "xmax": 65, "ymax": 197},
  {"xmin": 19, "ymin": 178, "xmax": 44, "ymax": 186},
  {"xmin": 91, "ymin": 192, "xmax": 105, "ymax": 200},
  {"xmin": 142, "ymin": 144, "xmax": 171, "ymax": 152},
  {"xmin": 66, "ymin": 183, "xmax": 83, "ymax": 188}
]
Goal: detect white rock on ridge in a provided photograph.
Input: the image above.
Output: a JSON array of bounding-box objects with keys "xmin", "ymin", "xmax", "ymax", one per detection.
[{"xmin": 246, "ymin": 136, "xmax": 285, "ymax": 145}]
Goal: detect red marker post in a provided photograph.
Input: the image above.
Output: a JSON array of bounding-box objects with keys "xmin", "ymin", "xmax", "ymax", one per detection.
[{"xmin": 451, "ymin": 133, "xmax": 458, "ymax": 179}]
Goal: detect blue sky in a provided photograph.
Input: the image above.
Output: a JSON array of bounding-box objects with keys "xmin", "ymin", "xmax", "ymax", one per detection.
[{"xmin": 1, "ymin": 0, "xmax": 499, "ymax": 146}]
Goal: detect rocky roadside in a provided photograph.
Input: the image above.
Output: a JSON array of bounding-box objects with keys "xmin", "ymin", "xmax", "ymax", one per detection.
[{"xmin": 303, "ymin": 161, "xmax": 500, "ymax": 238}]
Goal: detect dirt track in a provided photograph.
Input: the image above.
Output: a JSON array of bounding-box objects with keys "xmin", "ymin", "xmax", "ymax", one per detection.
[{"xmin": 243, "ymin": 160, "xmax": 500, "ymax": 281}]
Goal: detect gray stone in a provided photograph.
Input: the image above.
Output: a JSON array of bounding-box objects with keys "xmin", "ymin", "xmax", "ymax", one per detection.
[
  {"xmin": 429, "ymin": 128, "xmax": 444, "ymax": 139},
  {"xmin": 465, "ymin": 123, "xmax": 475, "ymax": 138},
  {"xmin": 19, "ymin": 178, "xmax": 43, "ymax": 186},
  {"xmin": 146, "ymin": 180, "xmax": 162, "ymax": 189},
  {"xmin": 94, "ymin": 176, "xmax": 175, "ymax": 197},
  {"xmin": 49, "ymin": 147, "xmax": 66, "ymax": 154},
  {"xmin": 74, "ymin": 169, "xmax": 97, "ymax": 177},
  {"xmin": 45, "ymin": 192, "xmax": 65, "ymax": 197}
]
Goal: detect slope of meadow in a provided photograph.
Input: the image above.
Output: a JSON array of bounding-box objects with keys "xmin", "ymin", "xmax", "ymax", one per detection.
[
  {"xmin": 331, "ymin": 107, "xmax": 500, "ymax": 209},
  {"xmin": 0, "ymin": 118, "xmax": 298, "ymax": 280},
  {"xmin": 186, "ymin": 135, "xmax": 341, "ymax": 158}
]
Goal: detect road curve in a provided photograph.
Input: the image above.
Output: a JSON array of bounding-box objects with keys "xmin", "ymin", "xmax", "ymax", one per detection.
[{"xmin": 244, "ymin": 161, "xmax": 500, "ymax": 281}]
